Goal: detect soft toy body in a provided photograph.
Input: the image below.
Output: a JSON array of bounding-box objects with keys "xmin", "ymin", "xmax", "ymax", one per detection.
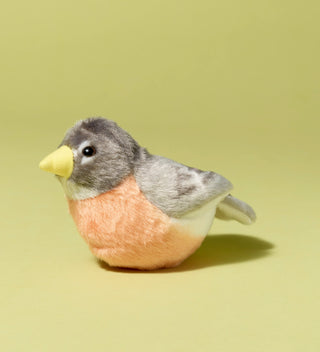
[{"xmin": 39, "ymin": 117, "xmax": 256, "ymax": 270}]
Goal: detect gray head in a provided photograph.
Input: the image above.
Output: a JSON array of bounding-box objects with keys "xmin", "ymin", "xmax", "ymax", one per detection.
[{"xmin": 57, "ymin": 117, "xmax": 141, "ymax": 199}]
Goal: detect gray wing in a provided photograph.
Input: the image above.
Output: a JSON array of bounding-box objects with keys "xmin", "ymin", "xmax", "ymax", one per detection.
[{"xmin": 134, "ymin": 154, "xmax": 233, "ymax": 218}]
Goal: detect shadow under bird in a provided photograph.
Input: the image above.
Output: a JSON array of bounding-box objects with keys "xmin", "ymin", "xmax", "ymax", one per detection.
[{"xmin": 39, "ymin": 117, "xmax": 256, "ymax": 270}]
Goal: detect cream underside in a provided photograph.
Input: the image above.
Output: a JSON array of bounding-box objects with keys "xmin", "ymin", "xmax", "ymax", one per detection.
[{"xmin": 170, "ymin": 193, "xmax": 229, "ymax": 238}]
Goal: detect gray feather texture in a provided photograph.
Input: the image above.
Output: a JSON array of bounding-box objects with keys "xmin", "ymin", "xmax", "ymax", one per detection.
[
  {"xmin": 59, "ymin": 118, "xmax": 139, "ymax": 194},
  {"xmin": 58, "ymin": 117, "xmax": 256, "ymax": 223},
  {"xmin": 134, "ymin": 154, "xmax": 233, "ymax": 217}
]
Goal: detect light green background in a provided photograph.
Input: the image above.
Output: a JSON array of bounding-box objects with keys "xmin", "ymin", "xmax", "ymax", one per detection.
[{"xmin": 1, "ymin": 1, "xmax": 319, "ymax": 351}]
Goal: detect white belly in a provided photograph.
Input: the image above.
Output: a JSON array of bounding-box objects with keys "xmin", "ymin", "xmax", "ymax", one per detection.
[{"xmin": 170, "ymin": 194, "xmax": 227, "ymax": 238}]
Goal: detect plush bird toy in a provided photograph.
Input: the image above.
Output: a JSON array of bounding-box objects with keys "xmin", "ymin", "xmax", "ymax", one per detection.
[{"xmin": 39, "ymin": 117, "xmax": 256, "ymax": 270}]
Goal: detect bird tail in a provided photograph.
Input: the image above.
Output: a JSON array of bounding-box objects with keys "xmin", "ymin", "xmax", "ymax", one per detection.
[{"xmin": 215, "ymin": 194, "xmax": 256, "ymax": 225}]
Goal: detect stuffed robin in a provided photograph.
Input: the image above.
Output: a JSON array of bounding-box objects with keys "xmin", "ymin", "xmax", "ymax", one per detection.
[{"xmin": 39, "ymin": 117, "xmax": 256, "ymax": 270}]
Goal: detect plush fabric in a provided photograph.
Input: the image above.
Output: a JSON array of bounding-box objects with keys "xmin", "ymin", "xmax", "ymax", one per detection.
[
  {"xmin": 134, "ymin": 154, "xmax": 233, "ymax": 218},
  {"xmin": 68, "ymin": 175, "xmax": 204, "ymax": 270},
  {"xmin": 39, "ymin": 117, "xmax": 257, "ymax": 270},
  {"xmin": 216, "ymin": 194, "xmax": 257, "ymax": 225},
  {"xmin": 57, "ymin": 117, "xmax": 255, "ymax": 224}
]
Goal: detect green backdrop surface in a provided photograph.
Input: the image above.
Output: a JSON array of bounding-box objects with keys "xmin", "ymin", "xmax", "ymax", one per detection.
[{"xmin": 1, "ymin": 1, "xmax": 319, "ymax": 351}]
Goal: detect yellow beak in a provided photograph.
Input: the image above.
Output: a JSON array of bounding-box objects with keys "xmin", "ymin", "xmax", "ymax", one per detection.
[{"xmin": 39, "ymin": 146, "xmax": 74, "ymax": 178}]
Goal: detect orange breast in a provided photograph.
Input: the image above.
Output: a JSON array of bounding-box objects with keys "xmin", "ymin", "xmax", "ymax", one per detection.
[{"xmin": 67, "ymin": 175, "xmax": 204, "ymax": 270}]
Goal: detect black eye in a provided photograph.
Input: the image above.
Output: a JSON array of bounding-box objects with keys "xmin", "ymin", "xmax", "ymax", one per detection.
[{"xmin": 82, "ymin": 146, "xmax": 96, "ymax": 157}]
